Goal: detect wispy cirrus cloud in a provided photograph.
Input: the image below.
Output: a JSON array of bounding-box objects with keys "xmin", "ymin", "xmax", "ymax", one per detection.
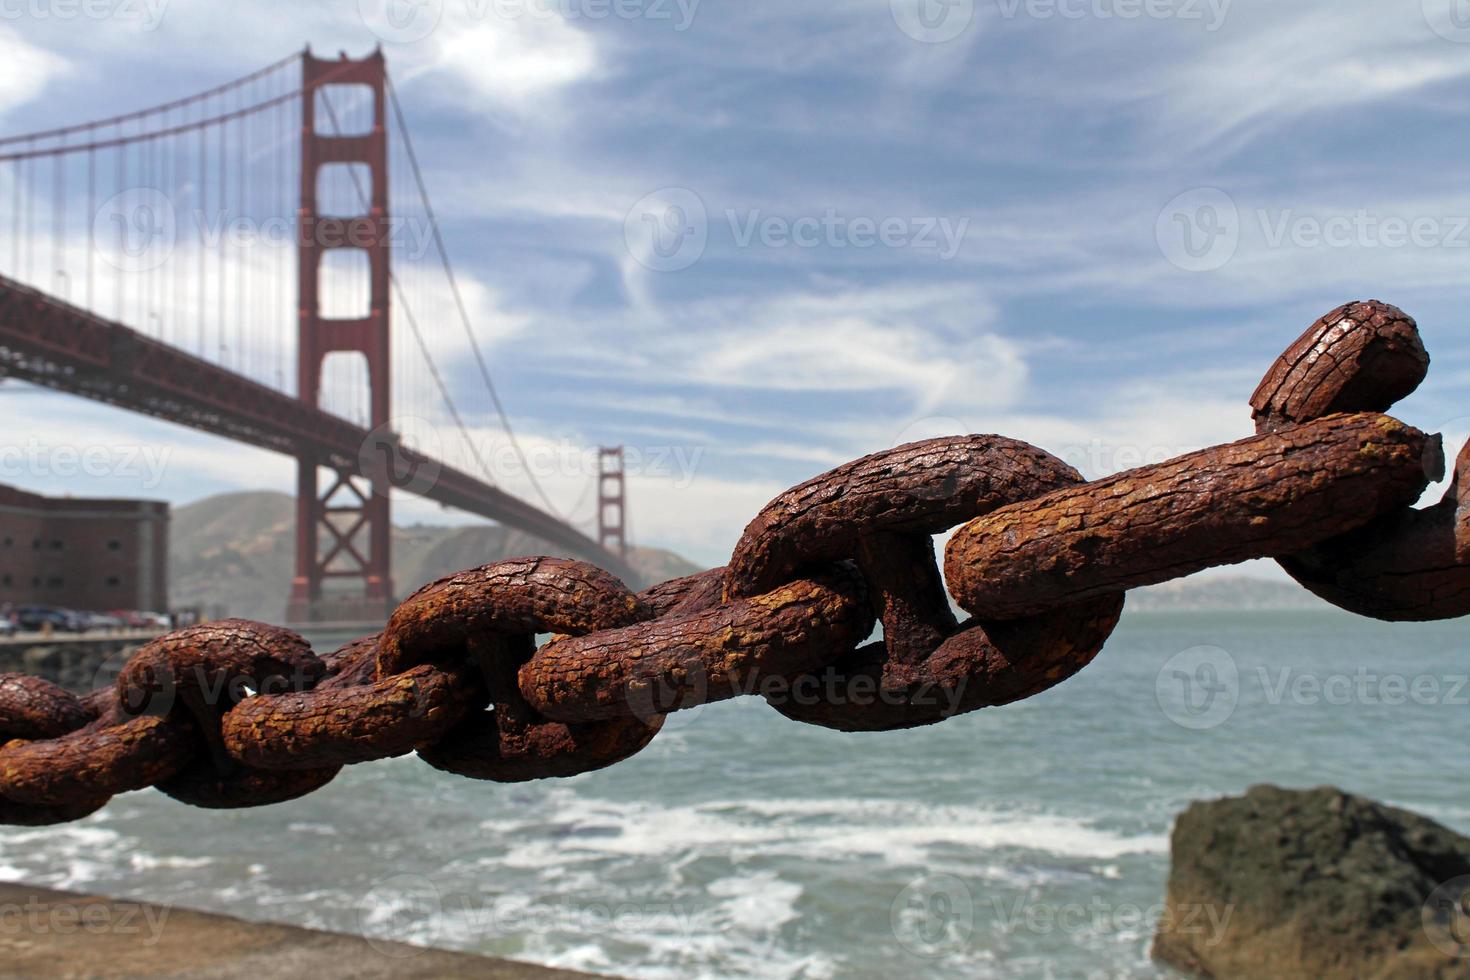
[{"xmin": 4, "ymin": 0, "xmax": 1470, "ymax": 566}]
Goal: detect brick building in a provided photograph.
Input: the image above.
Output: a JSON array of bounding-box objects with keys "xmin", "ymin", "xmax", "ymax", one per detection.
[{"xmin": 0, "ymin": 485, "xmax": 168, "ymax": 613}]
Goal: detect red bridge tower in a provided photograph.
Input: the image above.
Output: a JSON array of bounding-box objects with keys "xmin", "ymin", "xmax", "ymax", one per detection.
[
  {"xmin": 288, "ymin": 49, "xmax": 394, "ymax": 624},
  {"xmin": 598, "ymin": 447, "xmax": 627, "ymax": 558}
]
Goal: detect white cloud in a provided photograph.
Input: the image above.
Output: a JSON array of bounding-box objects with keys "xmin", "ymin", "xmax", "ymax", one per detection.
[
  {"xmin": 568, "ymin": 281, "xmax": 1027, "ymax": 415},
  {"xmin": 810, "ymin": 373, "xmax": 1250, "ymax": 481},
  {"xmin": 8, "ymin": 2, "xmax": 600, "ymax": 118},
  {"xmin": 382, "ymin": 420, "xmax": 781, "ymax": 567},
  {"xmin": 1090, "ymin": 3, "xmax": 1470, "ymax": 152},
  {"xmin": 388, "ymin": 5, "xmax": 598, "ymax": 112},
  {"xmin": 0, "ymin": 392, "xmax": 294, "ymax": 499},
  {"xmin": 0, "ymin": 195, "xmax": 526, "ymax": 429},
  {"xmin": 0, "ymin": 28, "xmax": 66, "ymax": 116},
  {"xmin": 435, "ymin": 16, "xmax": 597, "ymax": 103},
  {"xmin": 697, "ymin": 316, "xmax": 1022, "ymax": 412},
  {"xmin": 618, "ymin": 376, "xmax": 1254, "ymax": 565},
  {"xmin": 4, "ymin": 0, "xmax": 1464, "ymax": 579}
]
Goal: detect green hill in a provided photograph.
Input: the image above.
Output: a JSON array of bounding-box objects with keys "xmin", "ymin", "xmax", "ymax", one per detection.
[{"xmin": 169, "ymin": 491, "xmax": 702, "ymax": 623}]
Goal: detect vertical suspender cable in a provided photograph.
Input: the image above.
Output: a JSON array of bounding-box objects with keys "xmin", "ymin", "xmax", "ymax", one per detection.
[
  {"xmin": 217, "ymin": 95, "xmax": 226, "ymax": 363},
  {"xmin": 385, "ymin": 78, "xmax": 564, "ymax": 516},
  {"xmin": 197, "ymin": 112, "xmax": 206, "ymax": 356},
  {"xmin": 113, "ymin": 125, "xmax": 123, "ymax": 320},
  {"xmin": 23, "ymin": 147, "xmax": 33, "ymax": 285},
  {"xmin": 9, "ymin": 152, "xmax": 19, "ymax": 279},
  {"xmin": 172, "ymin": 105, "xmax": 183, "ymax": 345},
  {"xmin": 234, "ymin": 106, "xmax": 243, "ymax": 376},
  {"xmin": 274, "ymin": 74, "xmax": 284, "ymax": 391},
  {"xmin": 86, "ymin": 145, "xmax": 94, "ymax": 311},
  {"xmin": 50, "ymin": 146, "xmax": 61, "ymax": 299}
]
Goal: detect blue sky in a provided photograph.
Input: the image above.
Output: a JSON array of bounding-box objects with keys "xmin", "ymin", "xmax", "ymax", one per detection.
[{"xmin": 2, "ymin": 0, "xmax": 1470, "ymax": 571}]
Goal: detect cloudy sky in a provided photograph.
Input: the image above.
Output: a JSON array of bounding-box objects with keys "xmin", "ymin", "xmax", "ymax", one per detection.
[{"xmin": 1, "ymin": 0, "xmax": 1469, "ymax": 572}]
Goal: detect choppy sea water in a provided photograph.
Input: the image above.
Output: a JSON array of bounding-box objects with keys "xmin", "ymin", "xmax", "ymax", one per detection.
[{"xmin": 1, "ymin": 610, "xmax": 1467, "ymax": 978}]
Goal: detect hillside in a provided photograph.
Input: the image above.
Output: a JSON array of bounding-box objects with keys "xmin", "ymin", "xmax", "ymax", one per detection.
[
  {"xmin": 169, "ymin": 491, "xmax": 702, "ymax": 623},
  {"xmin": 1128, "ymin": 575, "xmax": 1330, "ymax": 612}
]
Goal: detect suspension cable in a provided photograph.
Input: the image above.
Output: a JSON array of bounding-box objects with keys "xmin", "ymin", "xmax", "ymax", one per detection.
[
  {"xmin": 0, "ymin": 51, "xmax": 302, "ymax": 148},
  {"xmin": 315, "ymin": 86, "xmax": 498, "ymax": 491},
  {"xmin": 383, "ymin": 75, "xmax": 565, "ymax": 517}
]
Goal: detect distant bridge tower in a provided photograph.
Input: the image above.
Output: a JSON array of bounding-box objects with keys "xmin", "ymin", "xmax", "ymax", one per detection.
[
  {"xmin": 288, "ymin": 48, "xmax": 394, "ymax": 624},
  {"xmin": 598, "ymin": 447, "xmax": 627, "ymax": 558}
]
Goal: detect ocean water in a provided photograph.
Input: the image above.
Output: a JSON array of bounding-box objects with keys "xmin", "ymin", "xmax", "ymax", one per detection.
[{"xmin": 1, "ymin": 609, "xmax": 1467, "ymax": 978}]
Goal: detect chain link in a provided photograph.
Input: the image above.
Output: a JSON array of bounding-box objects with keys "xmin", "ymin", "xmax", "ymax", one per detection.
[{"xmin": 0, "ymin": 300, "xmax": 1462, "ymax": 825}]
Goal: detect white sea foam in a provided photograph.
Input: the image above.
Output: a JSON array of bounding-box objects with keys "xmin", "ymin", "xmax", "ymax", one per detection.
[
  {"xmin": 0, "ymin": 823, "xmax": 126, "ymax": 890},
  {"xmin": 707, "ymin": 871, "xmax": 803, "ymax": 932},
  {"xmin": 127, "ymin": 853, "xmax": 213, "ymax": 871},
  {"xmin": 286, "ymin": 822, "xmax": 338, "ymax": 837},
  {"xmin": 0, "ymin": 774, "xmax": 1164, "ymax": 979},
  {"xmin": 517, "ymin": 868, "xmax": 838, "ymax": 980},
  {"xmin": 0, "ymin": 823, "xmax": 119, "ymax": 849},
  {"xmin": 541, "ymin": 942, "xmax": 614, "ymax": 973},
  {"xmin": 481, "ymin": 790, "xmax": 1163, "ymax": 873}
]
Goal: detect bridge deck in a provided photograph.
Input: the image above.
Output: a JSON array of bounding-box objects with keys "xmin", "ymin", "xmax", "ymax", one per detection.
[{"xmin": 0, "ymin": 274, "xmax": 636, "ymax": 584}]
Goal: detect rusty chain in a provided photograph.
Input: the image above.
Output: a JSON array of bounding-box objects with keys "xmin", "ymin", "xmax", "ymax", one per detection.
[{"xmin": 0, "ymin": 300, "xmax": 1462, "ymax": 826}]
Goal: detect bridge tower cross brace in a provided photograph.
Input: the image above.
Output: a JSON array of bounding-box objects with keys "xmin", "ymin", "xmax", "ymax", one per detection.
[{"xmin": 288, "ymin": 49, "xmax": 394, "ymax": 624}]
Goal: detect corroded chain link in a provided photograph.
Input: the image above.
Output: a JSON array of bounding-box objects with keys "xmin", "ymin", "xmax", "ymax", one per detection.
[{"xmin": 0, "ymin": 300, "xmax": 1462, "ymax": 825}]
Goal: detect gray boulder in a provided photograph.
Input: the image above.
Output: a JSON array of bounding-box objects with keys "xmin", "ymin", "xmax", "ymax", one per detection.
[{"xmin": 1154, "ymin": 785, "xmax": 1470, "ymax": 979}]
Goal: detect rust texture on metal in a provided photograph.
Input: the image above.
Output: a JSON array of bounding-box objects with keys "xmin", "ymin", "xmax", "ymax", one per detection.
[
  {"xmin": 1253, "ymin": 303, "xmax": 1470, "ymax": 620},
  {"xmin": 1250, "ymin": 301, "xmax": 1429, "ymax": 431},
  {"xmin": 520, "ymin": 568, "xmax": 875, "ymax": 723},
  {"xmin": 0, "ymin": 299, "xmax": 1466, "ymax": 824},
  {"xmin": 943, "ymin": 413, "xmax": 1440, "ymax": 620}
]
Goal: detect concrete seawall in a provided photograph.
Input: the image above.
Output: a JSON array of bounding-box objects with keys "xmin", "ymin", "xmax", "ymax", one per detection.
[
  {"xmin": 0, "ymin": 883, "xmax": 609, "ymax": 979},
  {"xmin": 0, "ymin": 634, "xmax": 155, "ymax": 693}
]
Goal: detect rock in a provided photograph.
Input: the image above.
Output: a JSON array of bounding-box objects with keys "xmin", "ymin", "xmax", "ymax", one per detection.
[{"xmin": 1154, "ymin": 784, "xmax": 1470, "ymax": 979}]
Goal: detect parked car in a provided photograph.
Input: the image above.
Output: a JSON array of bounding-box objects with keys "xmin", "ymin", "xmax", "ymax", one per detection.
[
  {"xmin": 15, "ymin": 606, "xmax": 88, "ymax": 633},
  {"xmin": 0, "ymin": 616, "xmax": 15, "ymax": 637},
  {"xmin": 109, "ymin": 610, "xmax": 147, "ymax": 629},
  {"xmin": 108, "ymin": 610, "xmax": 171, "ymax": 631},
  {"xmin": 84, "ymin": 612, "xmax": 126, "ymax": 632}
]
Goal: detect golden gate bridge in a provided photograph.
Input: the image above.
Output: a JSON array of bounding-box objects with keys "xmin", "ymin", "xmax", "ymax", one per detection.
[{"xmin": 0, "ymin": 47, "xmax": 634, "ymax": 623}]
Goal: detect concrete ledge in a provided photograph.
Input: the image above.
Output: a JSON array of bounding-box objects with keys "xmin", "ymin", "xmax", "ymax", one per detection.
[
  {"xmin": 0, "ymin": 639, "xmax": 153, "ymax": 693},
  {"xmin": 0, "ymin": 630, "xmax": 164, "ymax": 646},
  {"xmin": 0, "ymin": 883, "xmax": 607, "ymax": 979}
]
